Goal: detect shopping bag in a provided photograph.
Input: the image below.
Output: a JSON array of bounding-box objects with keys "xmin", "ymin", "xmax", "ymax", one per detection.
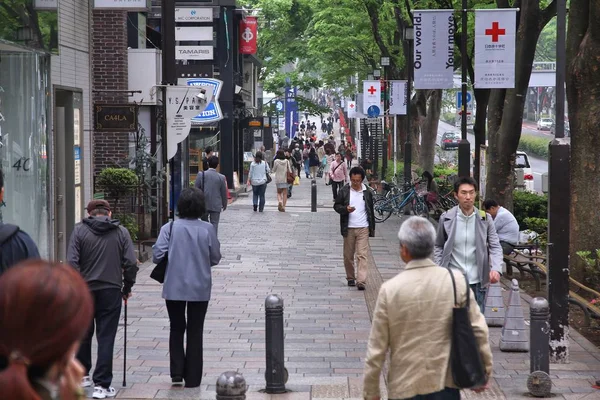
[{"xmin": 293, "ymin": 176, "xmax": 300, "ymax": 185}]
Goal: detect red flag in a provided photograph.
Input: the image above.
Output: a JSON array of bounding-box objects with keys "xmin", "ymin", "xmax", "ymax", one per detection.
[{"xmin": 239, "ymin": 17, "xmax": 258, "ymax": 54}]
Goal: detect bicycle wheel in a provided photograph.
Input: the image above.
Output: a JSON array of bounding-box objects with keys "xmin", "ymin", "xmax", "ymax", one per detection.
[
  {"xmin": 373, "ymin": 198, "xmax": 393, "ymax": 223},
  {"xmin": 413, "ymin": 197, "xmax": 429, "ymax": 218}
]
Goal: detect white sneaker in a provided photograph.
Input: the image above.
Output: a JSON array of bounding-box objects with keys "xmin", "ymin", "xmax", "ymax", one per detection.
[
  {"xmin": 92, "ymin": 386, "xmax": 116, "ymax": 399},
  {"xmin": 81, "ymin": 376, "xmax": 92, "ymax": 388}
]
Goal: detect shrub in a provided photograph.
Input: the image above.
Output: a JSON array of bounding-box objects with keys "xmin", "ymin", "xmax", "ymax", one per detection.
[
  {"xmin": 114, "ymin": 213, "xmax": 139, "ymax": 241},
  {"xmin": 518, "ymin": 134, "xmax": 550, "ymax": 158},
  {"xmin": 513, "ymin": 191, "xmax": 547, "ymax": 229},
  {"xmin": 576, "ymin": 250, "xmax": 600, "ymax": 290}
]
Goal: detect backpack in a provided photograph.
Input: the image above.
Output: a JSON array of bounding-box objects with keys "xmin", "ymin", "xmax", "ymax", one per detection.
[{"xmin": 293, "ymin": 149, "xmax": 302, "ymax": 162}]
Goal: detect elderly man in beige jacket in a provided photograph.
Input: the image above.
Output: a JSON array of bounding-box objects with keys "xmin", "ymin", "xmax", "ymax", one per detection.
[{"xmin": 363, "ymin": 217, "xmax": 493, "ymax": 400}]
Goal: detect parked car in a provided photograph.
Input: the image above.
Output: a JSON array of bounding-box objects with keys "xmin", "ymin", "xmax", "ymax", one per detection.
[
  {"xmin": 515, "ymin": 151, "xmax": 534, "ymax": 192},
  {"xmin": 550, "ymin": 121, "xmax": 570, "ymax": 136},
  {"xmin": 537, "ymin": 118, "xmax": 554, "ymax": 131},
  {"xmin": 441, "ymin": 131, "xmax": 461, "ymax": 150}
]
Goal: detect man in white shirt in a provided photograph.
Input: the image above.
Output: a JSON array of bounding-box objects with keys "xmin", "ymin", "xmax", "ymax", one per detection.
[
  {"xmin": 483, "ymin": 199, "xmax": 520, "ymax": 255},
  {"xmin": 333, "ymin": 167, "xmax": 376, "ymax": 290}
]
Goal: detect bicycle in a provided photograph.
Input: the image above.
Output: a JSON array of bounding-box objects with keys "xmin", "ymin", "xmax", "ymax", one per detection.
[{"xmin": 373, "ymin": 181, "xmax": 429, "ymax": 223}]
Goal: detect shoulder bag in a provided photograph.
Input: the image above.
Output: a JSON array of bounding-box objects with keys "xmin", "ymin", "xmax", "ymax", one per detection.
[
  {"xmin": 150, "ymin": 221, "xmax": 174, "ymax": 283},
  {"xmin": 265, "ymin": 162, "xmax": 272, "ymax": 184},
  {"xmin": 447, "ymin": 268, "xmax": 487, "ymax": 388},
  {"xmin": 286, "ymin": 160, "xmax": 295, "ymax": 184}
]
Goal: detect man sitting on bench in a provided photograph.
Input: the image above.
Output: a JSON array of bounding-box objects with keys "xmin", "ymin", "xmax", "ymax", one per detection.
[{"xmin": 483, "ymin": 199, "xmax": 520, "ymax": 255}]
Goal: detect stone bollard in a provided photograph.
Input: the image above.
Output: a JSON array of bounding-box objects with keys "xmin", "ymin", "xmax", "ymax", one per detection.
[
  {"xmin": 216, "ymin": 371, "xmax": 247, "ymax": 400},
  {"xmin": 500, "ymin": 279, "xmax": 529, "ymax": 352},
  {"xmin": 527, "ymin": 297, "xmax": 552, "ymax": 397},
  {"xmin": 265, "ymin": 295, "xmax": 287, "ymax": 393},
  {"xmin": 311, "ymin": 179, "xmax": 317, "ymax": 212},
  {"xmin": 484, "ymin": 282, "xmax": 505, "ymax": 327}
]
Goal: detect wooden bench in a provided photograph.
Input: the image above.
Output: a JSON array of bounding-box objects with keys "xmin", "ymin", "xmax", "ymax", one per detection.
[{"xmin": 503, "ymin": 248, "xmax": 600, "ymax": 327}]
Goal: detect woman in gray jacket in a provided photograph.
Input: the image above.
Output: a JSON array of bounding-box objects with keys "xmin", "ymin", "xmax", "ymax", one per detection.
[{"xmin": 152, "ymin": 187, "xmax": 221, "ymax": 388}]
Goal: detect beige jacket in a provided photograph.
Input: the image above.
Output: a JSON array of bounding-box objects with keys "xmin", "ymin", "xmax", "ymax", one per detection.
[
  {"xmin": 363, "ymin": 258, "xmax": 493, "ymax": 399},
  {"xmin": 271, "ymin": 159, "xmax": 292, "ymax": 184}
]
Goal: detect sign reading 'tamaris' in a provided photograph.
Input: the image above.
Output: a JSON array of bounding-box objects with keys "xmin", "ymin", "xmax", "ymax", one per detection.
[{"xmin": 175, "ymin": 46, "xmax": 214, "ymax": 60}]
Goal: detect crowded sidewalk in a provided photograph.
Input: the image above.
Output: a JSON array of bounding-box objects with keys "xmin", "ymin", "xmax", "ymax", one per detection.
[{"xmin": 106, "ymin": 176, "xmax": 600, "ymax": 399}]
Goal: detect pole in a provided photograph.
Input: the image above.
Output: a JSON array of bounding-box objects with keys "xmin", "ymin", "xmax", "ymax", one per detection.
[
  {"xmin": 161, "ymin": 0, "xmax": 176, "ymax": 219},
  {"xmin": 265, "ymin": 295, "xmax": 286, "ymax": 393},
  {"xmin": 404, "ymin": 39, "xmax": 413, "ymax": 191},
  {"xmin": 457, "ymin": 1, "xmax": 471, "ymax": 177},
  {"xmin": 311, "ymin": 179, "xmax": 317, "ymax": 212},
  {"xmin": 382, "ymin": 69, "xmax": 388, "ymax": 180},
  {"xmin": 548, "ymin": 0, "xmax": 570, "ymax": 363},
  {"xmin": 528, "ymin": 298, "xmax": 552, "ymax": 397},
  {"xmin": 393, "ymin": 114, "xmax": 397, "ymax": 179},
  {"xmin": 122, "ymin": 299, "xmax": 127, "ymax": 387}
]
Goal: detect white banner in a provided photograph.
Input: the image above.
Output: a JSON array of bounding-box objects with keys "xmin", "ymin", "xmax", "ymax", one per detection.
[
  {"xmin": 166, "ymin": 86, "xmax": 212, "ymax": 160},
  {"xmin": 474, "ymin": 9, "xmax": 517, "ymax": 88},
  {"xmin": 389, "ymin": 80, "xmax": 408, "ymax": 115},
  {"xmin": 362, "ymin": 80, "xmax": 381, "ymax": 115},
  {"xmin": 413, "ymin": 10, "xmax": 455, "ymax": 89},
  {"xmin": 347, "ymin": 101, "xmax": 357, "ymax": 118},
  {"xmin": 175, "ymin": 26, "xmax": 213, "ymax": 42}
]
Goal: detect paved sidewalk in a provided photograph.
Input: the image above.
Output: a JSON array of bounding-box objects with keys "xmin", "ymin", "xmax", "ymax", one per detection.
[{"xmin": 96, "ymin": 175, "xmax": 600, "ymax": 399}]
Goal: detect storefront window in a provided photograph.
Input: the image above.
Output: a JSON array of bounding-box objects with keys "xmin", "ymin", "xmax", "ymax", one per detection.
[
  {"xmin": 189, "ymin": 127, "xmax": 219, "ymax": 183},
  {"xmin": 0, "ymin": 43, "xmax": 50, "ymax": 258}
]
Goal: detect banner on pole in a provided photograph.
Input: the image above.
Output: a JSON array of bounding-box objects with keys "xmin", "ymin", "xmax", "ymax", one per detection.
[
  {"xmin": 362, "ymin": 81, "xmax": 381, "ymax": 115},
  {"xmin": 347, "ymin": 101, "xmax": 357, "ymax": 118},
  {"xmin": 474, "ymin": 9, "xmax": 517, "ymax": 88},
  {"xmin": 239, "ymin": 16, "xmax": 258, "ymax": 54},
  {"xmin": 413, "ymin": 10, "xmax": 455, "ymax": 89},
  {"xmin": 389, "ymin": 80, "xmax": 408, "ymax": 115}
]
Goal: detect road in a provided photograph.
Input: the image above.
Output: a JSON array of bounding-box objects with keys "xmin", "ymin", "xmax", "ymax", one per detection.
[{"xmin": 436, "ymin": 121, "xmax": 547, "ymax": 193}]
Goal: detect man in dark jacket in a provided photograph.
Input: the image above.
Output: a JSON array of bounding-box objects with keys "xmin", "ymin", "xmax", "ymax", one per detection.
[
  {"xmin": 0, "ymin": 169, "xmax": 39, "ymax": 275},
  {"xmin": 333, "ymin": 167, "xmax": 375, "ymax": 291},
  {"xmin": 67, "ymin": 199, "xmax": 138, "ymax": 399}
]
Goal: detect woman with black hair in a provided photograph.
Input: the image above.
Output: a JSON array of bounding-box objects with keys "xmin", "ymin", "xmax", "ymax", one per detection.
[{"xmin": 153, "ymin": 187, "xmax": 221, "ymax": 388}]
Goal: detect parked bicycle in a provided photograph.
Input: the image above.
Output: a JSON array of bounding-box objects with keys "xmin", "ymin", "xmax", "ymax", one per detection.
[{"xmin": 373, "ymin": 180, "xmax": 429, "ymax": 223}]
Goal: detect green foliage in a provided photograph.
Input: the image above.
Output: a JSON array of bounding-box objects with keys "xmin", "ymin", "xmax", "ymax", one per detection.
[
  {"xmin": 575, "ymin": 250, "xmax": 600, "ymax": 291},
  {"xmin": 518, "ymin": 134, "xmax": 550, "ymax": 158},
  {"xmin": 0, "ymin": 1, "xmax": 58, "ymax": 52},
  {"xmin": 96, "ymin": 168, "xmax": 138, "ymax": 209},
  {"xmin": 513, "ymin": 191, "xmax": 548, "ymax": 229},
  {"xmin": 523, "ymin": 217, "xmax": 548, "ymax": 233},
  {"xmin": 130, "ymin": 124, "xmax": 166, "ymax": 213},
  {"xmin": 114, "ymin": 214, "xmax": 139, "ymax": 241}
]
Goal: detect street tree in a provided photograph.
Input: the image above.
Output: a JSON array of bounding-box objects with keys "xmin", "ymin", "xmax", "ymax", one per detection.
[{"xmin": 567, "ymin": 0, "xmax": 600, "ymax": 282}]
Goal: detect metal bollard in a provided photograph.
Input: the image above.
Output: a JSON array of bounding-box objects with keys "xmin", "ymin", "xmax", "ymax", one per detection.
[
  {"xmin": 265, "ymin": 294, "xmax": 287, "ymax": 393},
  {"xmin": 311, "ymin": 179, "xmax": 317, "ymax": 212},
  {"xmin": 527, "ymin": 297, "xmax": 552, "ymax": 397},
  {"xmin": 216, "ymin": 371, "xmax": 247, "ymax": 400}
]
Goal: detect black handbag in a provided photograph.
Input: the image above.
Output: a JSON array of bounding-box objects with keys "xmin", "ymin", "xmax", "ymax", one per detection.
[
  {"xmin": 150, "ymin": 221, "xmax": 174, "ymax": 283},
  {"xmin": 447, "ymin": 268, "xmax": 487, "ymax": 389},
  {"xmin": 265, "ymin": 163, "xmax": 272, "ymax": 184}
]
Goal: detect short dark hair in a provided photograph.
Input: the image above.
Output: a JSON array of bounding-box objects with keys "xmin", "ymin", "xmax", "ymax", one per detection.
[
  {"xmin": 208, "ymin": 155, "xmax": 219, "ymax": 169},
  {"xmin": 453, "ymin": 176, "xmax": 478, "ymax": 193},
  {"xmin": 205, "ymin": 146, "xmax": 213, "ymax": 154},
  {"xmin": 483, "ymin": 199, "xmax": 499, "ymax": 210},
  {"xmin": 276, "ymin": 150, "xmax": 285, "ymax": 160},
  {"xmin": 349, "ymin": 166, "xmax": 365, "ymax": 180},
  {"xmin": 177, "ymin": 187, "xmax": 206, "ymax": 219}
]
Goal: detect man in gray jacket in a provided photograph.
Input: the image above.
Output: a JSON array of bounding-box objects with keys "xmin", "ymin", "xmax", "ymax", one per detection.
[
  {"xmin": 195, "ymin": 156, "xmax": 227, "ymax": 234},
  {"xmin": 67, "ymin": 199, "xmax": 138, "ymax": 399},
  {"xmin": 434, "ymin": 176, "xmax": 503, "ymax": 312}
]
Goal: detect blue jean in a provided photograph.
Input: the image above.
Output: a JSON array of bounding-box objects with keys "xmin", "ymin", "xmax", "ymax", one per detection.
[
  {"xmin": 470, "ymin": 283, "xmax": 487, "ymax": 313},
  {"xmin": 304, "ymin": 159, "xmax": 310, "ymax": 176},
  {"xmin": 252, "ymin": 183, "xmax": 267, "ymax": 211}
]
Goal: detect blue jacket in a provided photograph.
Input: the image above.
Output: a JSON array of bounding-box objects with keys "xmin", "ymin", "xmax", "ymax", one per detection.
[{"xmin": 0, "ymin": 224, "xmax": 39, "ymax": 275}]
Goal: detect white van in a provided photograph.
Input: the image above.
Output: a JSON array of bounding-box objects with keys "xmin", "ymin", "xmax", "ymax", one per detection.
[{"xmin": 515, "ymin": 151, "xmax": 534, "ymax": 192}]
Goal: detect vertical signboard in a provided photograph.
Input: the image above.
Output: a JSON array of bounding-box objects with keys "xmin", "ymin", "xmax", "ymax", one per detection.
[
  {"xmin": 239, "ymin": 16, "xmax": 258, "ymax": 54},
  {"xmin": 285, "ymin": 86, "xmax": 298, "ymax": 138},
  {"xmin": 413, "ymin": 10, "xmax": 455, "ymax": 89},
  {"xmin": 389, "ymin": 80, "xmax": 408, "ymax": 115}
]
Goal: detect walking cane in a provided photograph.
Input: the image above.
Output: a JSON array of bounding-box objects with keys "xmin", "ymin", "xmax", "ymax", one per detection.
[{"xmin": 123, "ymin": 298, "xmax": 127, "ymax": 387}]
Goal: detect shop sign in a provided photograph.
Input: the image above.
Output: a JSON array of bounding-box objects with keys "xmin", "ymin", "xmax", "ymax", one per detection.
[
  {"xmin": 175, "ymin": 7, "xmax": 213, "ymax": 22},
  {"xmin": 175, "ymin": 46, "xmax": 214, "ymax": 60},
  {"xmin": 94, "ymin": 104, "xmax": 137, "ymax": 132},
  {"xmin": 175, "ymin": 26, "xmax": 213, "ymax": 42},
  {"xmin": 94, "ymin": 0, "xmax": 150, "ymax": 10},
  {"xmin": 177, "ymin": 78, "xmax": 223, "ymax": 125},
  {"xmin": 239, "ymin": 16, "xmax": 258, "ymax": 54}
]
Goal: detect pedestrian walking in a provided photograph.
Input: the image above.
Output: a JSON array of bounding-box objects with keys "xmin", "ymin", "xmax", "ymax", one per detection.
[
  {"xmin": 434, "ymin": 176, "xmax": 503, "ymax": 312},
  {"xmin": 285, "ymin": 149, "xmax": 299, "ymax": 198},
  {"xmin": 324, "ymin": 149, "xmax": 335, "ymax": 185},
  {"xmin": 333, "ymin": 167, "xmax": 375, "ymax": 290},
  {"xmin": 0, "ymin": 169, "xmax": 40, "ymax": 276},
  {"xmin": 345, "ymin": 147, "xmax": 353, "ymax": 168},
  {"xmin": 329, "ymin": 153, "xmax": 348, "ymax": 200},
  {"xmin": 0, "ymin": 259, "xmax": 94, "ymax": 400},
  {"xmin": 247, "ymin": 151, "xmax": 270, "ymax": 212},
  {"xmin": 271, "ymin": 150, "xmax": 293, "ymax": 212},
  {"xmin": 302, "ymin": 145, "xmax": 310, "ymax": 178},
  {"xmin": 153, "ymin": 188, "xmax": 222, "ymax": 388},
  {"xmin": 292, "ymin": 144, "xmax": 303, "ymax": 178},
  {"xmin": 67, "ymin": 199, "xmax": 139, "ymax": 399},
  {"xmin": 308, "ymin": 147, "xmax": 320, "ymax": 179},
  {"xmin": 202, "ymin": 146, "xmax": 213, "ymax": 171},
  {"xmin": 363, "ymin": 217, "xmax": 493, "ymax": 400},
  {"xmin": 195, "ymin": 156, "xmax": 228, "ymax": 234}
]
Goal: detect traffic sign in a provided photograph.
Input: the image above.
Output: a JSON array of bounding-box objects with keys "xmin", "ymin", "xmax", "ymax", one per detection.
[
  {"xmin": 275, "ymin": 100, "xmax": 283, "ymax": 112},
  {"xmin": 367, "ymin": 105, "xmax": 380, "ymax": 118},
  {"xmin": 457, "ymin": 92, "xmax": 473, "ymax": 110}
]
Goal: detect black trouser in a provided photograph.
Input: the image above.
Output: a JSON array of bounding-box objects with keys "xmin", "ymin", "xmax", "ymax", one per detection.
[
  {"xmin": 166, "ymin": 300, "xmax": 209, "ymax": 388},
  {"xmin": 331, "ymin": 180, "xmax": 344, "ymax": 200},
  {"xmin": 500, "ymin": 240, "xmax": 515, "ymax": 255},
  {"xmin": 77, "ymin": 288, "xmax": 122, "ymax": 389},
  {"xmin": 396, "ymin": 387, "xmax": 460, "ymax": 400}
]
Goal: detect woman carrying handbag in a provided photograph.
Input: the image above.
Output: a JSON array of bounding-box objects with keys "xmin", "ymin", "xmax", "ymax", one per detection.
[
  {"xmin": 247, "ymin": 151, "xmax": 270, "ymax": 212},
  {"xmin": 271, "ymin": 150, "xmax": 293, "ymax": 212},
  {"xmin": 152, "ymin": 188, "xmax": 221, "ymax": 388}
]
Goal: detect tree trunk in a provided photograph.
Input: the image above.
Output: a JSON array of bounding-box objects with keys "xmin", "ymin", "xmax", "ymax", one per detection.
[
  {"xmin": 567, "ymin": 0, "xmax": 600, "ymax": 282},
  {"xmin": 420, "ymin": 90, "xmax": 443, "ymax": 174},
  {"xmin": 485, "ymin": 0, "xmax": 555, "ymax": 210},
  {"xmin": 472, "ymin": 89, "xmax": 490, "ymax": 188}
]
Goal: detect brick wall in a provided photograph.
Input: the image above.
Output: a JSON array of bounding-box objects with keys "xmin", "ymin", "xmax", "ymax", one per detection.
[{"xmin": 91, "ymin": 10, "xmax": 130, "ymax": 177}]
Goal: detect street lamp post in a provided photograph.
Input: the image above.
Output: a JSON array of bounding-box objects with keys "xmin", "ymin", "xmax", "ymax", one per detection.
[
  {"xmin": 373, "ymin": 68, "xmax": 381, "ymax": 176},
  {"xmin": 403, "ymin": 26, "xmax": 414, "ymax": 192},
  {"xmin": 381, "ymin": 56, "xmax": 390, "ymax": 181},
  {"xmin": 458, "ymin": 1, "xmax": 471, "ymax": 177}
]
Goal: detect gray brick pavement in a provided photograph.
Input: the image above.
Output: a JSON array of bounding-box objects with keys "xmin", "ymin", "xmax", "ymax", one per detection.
[{"xmin": 88, "ymin": 174, "xmax": 600, "ymax": 399}]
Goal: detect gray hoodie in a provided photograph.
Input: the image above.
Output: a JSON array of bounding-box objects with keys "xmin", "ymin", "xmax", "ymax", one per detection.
[{"xmin": 67, "ymin": 216, "xmax": 138, "ymax": 293}]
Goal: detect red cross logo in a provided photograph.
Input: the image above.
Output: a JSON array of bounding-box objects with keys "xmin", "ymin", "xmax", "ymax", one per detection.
[
  {"xmin": 367, "ymin": 86, "xmax": 377, "ymax": 95},
  {"xmin": 485, "ymin": 22, "xmax": 505, "ymax": 42},
  {"xmin": 350, "ymin": 103, "xmax": 354, "ymax": 108}
]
